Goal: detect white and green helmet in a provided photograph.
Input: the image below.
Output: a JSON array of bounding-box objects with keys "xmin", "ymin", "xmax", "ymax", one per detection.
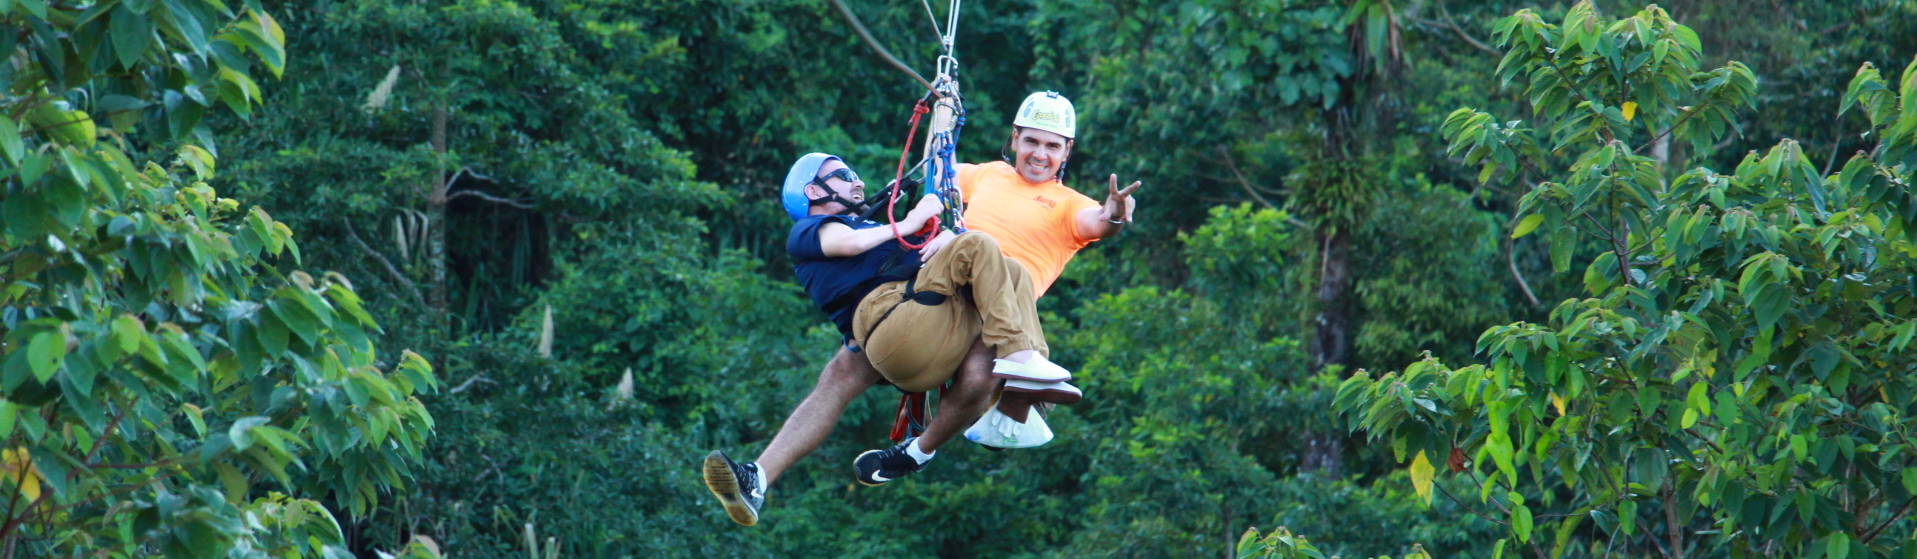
[{"xmin": 1013, "ymin": 91, "xmax": 1075, "ymax": 139}]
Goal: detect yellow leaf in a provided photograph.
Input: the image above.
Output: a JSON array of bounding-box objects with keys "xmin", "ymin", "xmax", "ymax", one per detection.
[
  {"xmin": 2, "ymin": 448, "xmax": 41, "ymax": 502},
  {"xmin": 1551, "ymin": 393, "xmax": 1566, "ymax": 415},
  {"xmin": 260, "ymin": 12, "xmax": 287, "ymax": 46},
  {"xmin": 1511, "ymin": 214, "xmax": 1546, "ymax": 239},
  {"xmin": 1622, "ymin": 101, "xmax": 1638, "ymax": 121},
  {"xmin": 412, "ymin": 535, "xmax": 442, "ymax": 556},
  {"xmin": 1409, "ymin": 450, "xmax": 1435, "ymax": 505}
]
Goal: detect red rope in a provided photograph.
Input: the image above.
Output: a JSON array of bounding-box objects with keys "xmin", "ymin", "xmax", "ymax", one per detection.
[
  {"xmin": 890, "ymin": 100, "xmax": 938, "ymax": 249},
  {"xmin": 889, "ymin": 392, "xmax": 925, "ymax": 443}
]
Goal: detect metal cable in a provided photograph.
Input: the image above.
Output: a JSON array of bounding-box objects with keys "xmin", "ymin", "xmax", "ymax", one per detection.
[
  {"xmin": 945, "ymin": 0, "xmax": 961, "ymax": 60},
  {"xmin": 829, "ymin": 0, "xmax": 935, "ymax": 92},
  {"xmin": 920, "ymin": 0, "xmax": 944, "ymax": 41}
]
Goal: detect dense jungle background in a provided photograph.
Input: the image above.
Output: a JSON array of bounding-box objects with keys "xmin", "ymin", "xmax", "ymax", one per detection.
[{"xmin": 5, "ymin": 0, "xmax": 1917, "ymax": 557}]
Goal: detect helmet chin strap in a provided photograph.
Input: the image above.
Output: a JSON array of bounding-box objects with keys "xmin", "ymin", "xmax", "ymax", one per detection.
[{"xmin": 812, "ymin": 191, "xmax": 872, "ymax": 217}]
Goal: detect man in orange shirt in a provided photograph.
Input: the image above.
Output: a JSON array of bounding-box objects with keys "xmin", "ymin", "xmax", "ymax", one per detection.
[
  {"xmin": 922, "ymin": 91, "xmax": 1140, "ymax": 294},
  {"xmin": 924, "ymin": 91, "xmax": 1138, "ymax": 443}
]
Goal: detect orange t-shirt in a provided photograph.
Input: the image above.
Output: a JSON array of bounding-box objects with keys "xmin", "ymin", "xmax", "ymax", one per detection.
[{"xmin": 958, "ymin": 161, "xmax": 1102, "ymax": 296}]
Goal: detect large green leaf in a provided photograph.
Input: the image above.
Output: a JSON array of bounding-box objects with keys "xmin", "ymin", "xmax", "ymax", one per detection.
[{"xmin": 109, "ymin": 3, "xmax": 153, "ymax": 69}]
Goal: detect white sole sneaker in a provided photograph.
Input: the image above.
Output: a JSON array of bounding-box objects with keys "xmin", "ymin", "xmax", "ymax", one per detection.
[
  {"xmin": 992, "ymin": 354, "xmax": 1071, "ymax": 382},
  {"xmin": 964, "ymin": 406, "xmax": 1055, "ymax": 449}
]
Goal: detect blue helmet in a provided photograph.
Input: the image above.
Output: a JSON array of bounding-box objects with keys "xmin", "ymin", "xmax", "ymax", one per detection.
[{"xmin": 782, "ymin": 153, "xmax": 842, "ymax": 221}]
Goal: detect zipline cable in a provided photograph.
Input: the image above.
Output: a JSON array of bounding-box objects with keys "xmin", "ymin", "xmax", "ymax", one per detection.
[
  {"xmin": 828, "ymin": 0, "xmax": 935, "ymax": 93},
  {"xmin": 918, "ymin": 0, "xmax": 943, "ymax": 40},
  {"xmin": 943, "ymin": 0, "xmax": 960, "ymax": 61}
]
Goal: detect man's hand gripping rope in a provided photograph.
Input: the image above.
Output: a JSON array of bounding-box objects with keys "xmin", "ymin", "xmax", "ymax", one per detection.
[{"xmin": 888, "ymin": 85, "xmax": 964, "ymax": 250}]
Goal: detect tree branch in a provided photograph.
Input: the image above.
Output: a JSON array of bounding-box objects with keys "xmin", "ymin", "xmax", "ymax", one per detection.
[
  {"xmin": 1624, "ymin": 237, "xmax": 1657, "ymax": 259},
  {"xmin": 444, "ymin": 189, "xmax": 536, "ymax": 210},
  {"xmin": 343, "ymin": 218, "xmax": 428, "ymax": 307},
  {"xmin": 36, "ymin": 469, "xmax": 181, "ymax": 529},
  {"xmin": 1464, "ymin": 468, "xmax": 1517, "ymax": 516},
  {"xmin": 1410, "ymin": 4, "xmax": 1499, "ymax": 56},
  {"xmin": 448, "ymin": 373, "xmax": 495, "ymax": 394},
  {"xmin": 1217, "ymin": 146, "xmax": 1280, "ymax": 211},
  {"xmin": 78, "ymin": 402, "xmax": 129, "ymax": 473},
  {"xmin": 1507, "ymin": 238, "xmax": 1542, "ymax": 306},
  {"xmin": 1662, "ymin": 486, "xmax": 1685, "ymax": 559},
  {"xmin": 1435, "ymin": 478, "xmax": 1509, "ymax": 527},
  {"xmin": 1861, "ymin": 495, "xmax": 1916, "ymax": 543},
  {"xmin": 87, "ymin": 458, "xmax": 186, "ymax": 470},
  {"xmin": 1583, "ymin": 213, "xmax": 1617, "ymax": 241},
  {"xmin": 1542, "ymin": 56, "xmax": 1598, "ymax": 110},
  {"xmin": 1636, "ymin": 105, "xmax": 1707, "ymax": 154},
  {"xmin": 1680, "ymin": 427, "xmax": 1725, "ymax": 454}
]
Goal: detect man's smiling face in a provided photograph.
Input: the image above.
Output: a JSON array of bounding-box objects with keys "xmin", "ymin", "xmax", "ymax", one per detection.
[{"xmin": 1010, "ymin": 127, "xmax": 1072, "ymax": 184}]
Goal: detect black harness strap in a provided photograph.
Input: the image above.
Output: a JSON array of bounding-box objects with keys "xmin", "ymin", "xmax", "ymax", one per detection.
[
  {"xmin": 857, "ymin": 176, "xmax": 921, "ymax": 222},
  {"xmin": 860, "ymin": 275, "xmax": 953, "ymax": 344}
]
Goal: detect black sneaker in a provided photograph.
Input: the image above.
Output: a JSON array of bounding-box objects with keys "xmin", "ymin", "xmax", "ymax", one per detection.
[
  {"xmin": 854, "ymin": 439, "xmax": 925, "ymax": 486},
  {"xmin": 703, "ymin": 451, "xmax": 765, "ymax": 526}
]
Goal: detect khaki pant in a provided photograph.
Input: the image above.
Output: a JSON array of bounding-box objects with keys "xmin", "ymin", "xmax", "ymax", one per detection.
[{"xmin": 852, "ymin": 233, "xmax": 1047, "ymax": 393}]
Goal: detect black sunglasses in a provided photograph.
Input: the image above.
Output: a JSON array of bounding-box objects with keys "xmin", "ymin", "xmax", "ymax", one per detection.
[{"xmin": 811, "ymin": 167, "xmax": 861, "ymax": 187}]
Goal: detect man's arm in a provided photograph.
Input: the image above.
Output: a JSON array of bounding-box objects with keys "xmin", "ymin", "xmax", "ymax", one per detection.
[
  {"xmin": 1075, "ymin": 174, "xmax": 1142, "ymax": 241},
  {"xmin": 818, "ymin": 195, "xmax": 943, "ymax": 257}
]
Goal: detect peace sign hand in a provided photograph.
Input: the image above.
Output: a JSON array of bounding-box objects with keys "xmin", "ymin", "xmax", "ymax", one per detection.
[{"xmin": 1104, "ymin": 174, "xmax": 1142, "ymax": 223}]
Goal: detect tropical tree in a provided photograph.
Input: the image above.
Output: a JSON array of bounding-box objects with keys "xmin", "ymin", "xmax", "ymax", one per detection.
[
  {"xmin": 1015, "ymin": 0, "xmax": 1598, "ymax": 481},
  {"xmin": 0, "ymin": 0, "xmax": 439, "ymax": 556},
  {"xmin": 1339, "ymin": 2, "xmax": 1917, "ymax": 557},
  {"xmin": 1049, "ymin": 204, "xmax": 1503, "ymax": 558}
]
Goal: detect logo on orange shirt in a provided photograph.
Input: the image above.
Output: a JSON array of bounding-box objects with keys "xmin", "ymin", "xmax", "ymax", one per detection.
[{"xmin": 1033, "ymin": 195, "xmax": 1058, "ymax": 209}]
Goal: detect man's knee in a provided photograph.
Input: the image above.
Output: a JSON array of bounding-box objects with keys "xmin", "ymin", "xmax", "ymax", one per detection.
[
  {"xmin": 950, "ymin": 231, "xmax": 1000, "ymax": 255},
  {"xmin": 947, "ymin": 339, "xmax": 995, "ymax": 387},
  {"xmin": 819, "ymin": 348, "xmax": 882, "ymax": 387}
]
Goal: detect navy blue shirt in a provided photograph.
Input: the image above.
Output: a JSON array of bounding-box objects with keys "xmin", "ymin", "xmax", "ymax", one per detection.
[{"xmin": 787, "ymin": 215, "xmax": 925, "ymax": 337}]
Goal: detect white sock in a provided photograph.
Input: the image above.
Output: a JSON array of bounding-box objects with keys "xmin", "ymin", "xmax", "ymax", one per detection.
[{"xmin": 906, "ymin": 439, "xmax": 936, "ymax": 464}]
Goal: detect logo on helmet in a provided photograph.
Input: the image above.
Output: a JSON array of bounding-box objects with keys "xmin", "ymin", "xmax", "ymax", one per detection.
[{"xmin": 1013, "ymin": 91, "xmax": 1076, "ymax": 139}]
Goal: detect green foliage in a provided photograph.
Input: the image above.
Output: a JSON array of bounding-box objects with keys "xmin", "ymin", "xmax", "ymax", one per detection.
[
  {"xmin": 149, "ymin": 0, "xmax": 1917, "ymax": 556},
  {"xmin": 1341, "ymin": 3, "xmax": 1917, "ymax": 557},
  {"xmin": 1029, "ymin": 0, "xmax": 1356, "ymax": 230},
  {"xmin": 522, "ymin": 244, "xmax": 823, "ymax": 424},
  {"xmin": 1030, "ymin": 205, "xmax": 1504, "ymax": 558},
  {"xmin": 1024, "ymin": 0, "xmax": 1537, "ymax": 384},
  {"xmin": 0, "ymin": 0, "xmax": 438, "ymax": 556},
  {"xmin": 1237, "ymin": 526, "xmax": 1433, "ymax": 559},
  {"xmin": 1262, "ymin": 473, "xmax": 1505, "ymax": 557},
  {"xmin": 218, "ymin": 0, "xmax": 727, "ymax": 339},
  {"xmin": 1236, "ymin": 526, "xmax": 1341, "ymax": 559},
  {"xmin": 386, "ymin": 390, "xmax": 775, "ymax": 558},
  {"xmin": 1352, "ymin": 180, "xmax": 1514, "ymax": 366},
  {"xmin": 1052, "ymin": 285, "xmax": 1303, "ymax": 554}
]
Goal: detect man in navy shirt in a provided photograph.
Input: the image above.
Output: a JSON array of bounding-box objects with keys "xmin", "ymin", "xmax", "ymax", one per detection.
[{"xmin": 702, "ymin": 153, "xmax": 1078, "ymax": 526}]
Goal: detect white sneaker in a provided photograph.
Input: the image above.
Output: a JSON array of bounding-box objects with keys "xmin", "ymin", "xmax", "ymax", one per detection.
[
  {"xmin": 1003, "ymin": 378, "xmax": 1082, "ymax": 405},
  {"xmin": 965, "ymin": 405, "xmax": 1054, "ymax": 449},
  {"xmin": 992, "ymin": 354, "xmax": 1071, "ymax": 382}
]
